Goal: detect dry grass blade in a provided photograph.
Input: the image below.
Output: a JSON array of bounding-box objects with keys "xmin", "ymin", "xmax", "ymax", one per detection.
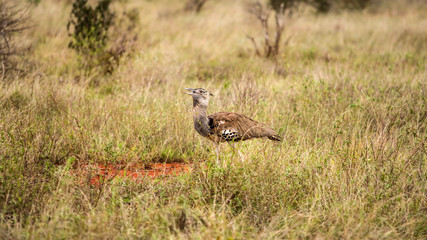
[{"xmin": 0, "ymin": 0, "xmax": 426, "ymax": 239}]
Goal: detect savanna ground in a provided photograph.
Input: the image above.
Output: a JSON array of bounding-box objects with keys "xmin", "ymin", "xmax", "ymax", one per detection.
[{"xmin": 1, "ymin": 0, "xmax": 426, "ymax": 239}]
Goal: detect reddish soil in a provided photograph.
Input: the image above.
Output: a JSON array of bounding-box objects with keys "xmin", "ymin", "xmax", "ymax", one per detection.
[{"xmin": 77, "ymin": 162, "xmax": 191, "ymax": 185}]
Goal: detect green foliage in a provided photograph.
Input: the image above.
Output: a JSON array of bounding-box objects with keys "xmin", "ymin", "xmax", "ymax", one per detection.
[
  {"xmin": 67, "ymin": 0, "xmax": 114, "ymax": 73},
  {"xmin": 67, "ymin": 0, "xmax": 139, "ymax": 75},
  {"xmin": 1, "ymin": 0, "xmax": 426, "ymax": 238},
  {"xmin": 68, "ymin": 0, "xmax": 113, "ymax": 54}
]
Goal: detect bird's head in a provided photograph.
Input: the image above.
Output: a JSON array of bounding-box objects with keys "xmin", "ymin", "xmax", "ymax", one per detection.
[{"xmin": 184, "ymin": 88, "xmax": 213, "ymax": 107}]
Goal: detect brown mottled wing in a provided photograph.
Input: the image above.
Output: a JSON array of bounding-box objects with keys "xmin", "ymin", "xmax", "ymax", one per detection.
[{"xmin": 208, "ymin": 112, "xmax": 281, "ymax": 142}]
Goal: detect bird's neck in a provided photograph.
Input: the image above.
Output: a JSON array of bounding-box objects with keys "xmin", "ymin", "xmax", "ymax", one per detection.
[
  {"xmin": 192, "ymin": 99, "xmax": 208, "ymax": 116},
  {"xmin": 192, "ymin": 101, "xmax": 211, "ymax": 137},
  {"xmin": 193, "ymin": 103, "xmax": 207, "ymax": 117}
]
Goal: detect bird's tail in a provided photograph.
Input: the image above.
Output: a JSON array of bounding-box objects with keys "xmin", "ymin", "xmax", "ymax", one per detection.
[
  {"xmin": 268, "ymin": 135, "xmax": 282, "ymax": 141},
  {"xmin": 261, "ymin": 126, "xmax": 281, "ymax": 141}
]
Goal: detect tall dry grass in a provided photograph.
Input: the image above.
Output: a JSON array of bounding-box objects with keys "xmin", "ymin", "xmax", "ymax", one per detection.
[{"xmin": 0, "ymin": 0, "xmax": 426, "ymax": 239}]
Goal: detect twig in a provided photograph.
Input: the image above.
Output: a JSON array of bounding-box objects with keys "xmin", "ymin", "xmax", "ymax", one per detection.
[{"xmin": 247, "ymin": 2, "xmax": 288, "ymax": 59}]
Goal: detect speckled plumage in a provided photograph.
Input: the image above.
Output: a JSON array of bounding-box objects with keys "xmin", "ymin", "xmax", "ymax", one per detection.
[
  {"xmin": 208, "ymin": 112, "xmax": 281, "ymax": 143},
  {"xmin": 185, "ymin": 88, "xmax": 281, "ymax": 144}
]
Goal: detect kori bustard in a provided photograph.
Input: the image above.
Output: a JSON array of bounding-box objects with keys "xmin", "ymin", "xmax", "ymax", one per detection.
[{"xmin": 185, "ymin": 88, "xmax": 281, "ymax": 163}]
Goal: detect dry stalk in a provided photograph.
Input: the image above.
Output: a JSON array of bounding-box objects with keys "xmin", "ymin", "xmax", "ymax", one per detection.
[{"xmin": 247, "ymin": 2, "xmax": 290, "ymax": 59}]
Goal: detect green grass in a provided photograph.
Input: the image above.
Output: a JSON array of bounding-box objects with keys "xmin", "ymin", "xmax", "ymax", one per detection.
[{"xmin": 0, "ymin": 0, "xmax": 426, "ymax": 239}]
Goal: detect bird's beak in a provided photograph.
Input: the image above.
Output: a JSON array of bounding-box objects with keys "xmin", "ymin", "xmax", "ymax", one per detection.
[
  {"xmin": 184, "ymin": 88, "xmax": 194, "ymax": 95},
  {"xmin": 209, "ymin": 92, "xmax": 213, "ymax": 96}
]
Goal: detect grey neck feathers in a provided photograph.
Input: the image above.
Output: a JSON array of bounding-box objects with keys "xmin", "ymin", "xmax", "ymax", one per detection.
[{"xmin": 192, "ymin": 99, "xmax": 211, "ymax": 137}]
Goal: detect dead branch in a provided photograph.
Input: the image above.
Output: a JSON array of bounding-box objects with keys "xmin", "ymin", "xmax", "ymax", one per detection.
[
  {"xmin": 0, "ymin": 1, "xmax": 29, "ymax": 78},
  {"xmin": 246, "ymin": 35, "xmax": 261, "ymax": 56},
  {"xmin": 247, "ymin": 2, "xmax": 287, "ymax": 59}
]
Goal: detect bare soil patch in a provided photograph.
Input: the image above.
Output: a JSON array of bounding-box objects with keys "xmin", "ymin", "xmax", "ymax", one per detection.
[{"xmin": 76, "ymin": 162, "xmax": 192, "ymax": 185}]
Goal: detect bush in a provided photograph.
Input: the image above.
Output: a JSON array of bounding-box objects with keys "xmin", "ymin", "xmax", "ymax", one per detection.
[
  {"xmin": 68, "ymin": 0, "xmax": 113, "ymax": 54},
  {"xmin": 67, "ymin": 0, "xmax": 115, "ymax": 74},
  {"xmin": 67, "ymin": 0, "xmax": 138, "ymax": 75},
  {"xmin": 0, "ymin": 1, "xmax": 28, "ymax": 79}
]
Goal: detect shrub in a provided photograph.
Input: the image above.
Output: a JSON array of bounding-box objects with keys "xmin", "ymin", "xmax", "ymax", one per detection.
[
  {"xmin": 0, "ymin": 1, "xmax": 28, "ymax": 79},
  {"xmin": 67, "ymin": 0, "xmax": 114, "ymax": 73},
  {"xmin": 68, "ymin": 0, "xmax": 113, "ymax": 54},
  {"xmin": 67, "ymin": 0, "xmax": 139, "ymax": 75}
]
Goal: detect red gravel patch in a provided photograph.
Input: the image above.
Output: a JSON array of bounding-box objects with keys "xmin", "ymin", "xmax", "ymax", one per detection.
[{"xmin": 77, "ymin": 162, "xmax": 191, "ymax": 185}]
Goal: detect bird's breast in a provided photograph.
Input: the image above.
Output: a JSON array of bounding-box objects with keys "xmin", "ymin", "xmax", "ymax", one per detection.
[{"xmin": 193, "ymin": 117, "xmax": 211, "ymax": 137}]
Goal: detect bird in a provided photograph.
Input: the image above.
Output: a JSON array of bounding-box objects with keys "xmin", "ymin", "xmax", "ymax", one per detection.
[{"xmin": 184, "ymin": 88, "xmax": 281, "ymax": 164}]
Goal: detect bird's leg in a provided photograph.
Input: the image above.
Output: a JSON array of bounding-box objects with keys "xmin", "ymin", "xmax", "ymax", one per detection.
[
  {"xmin": 215, "ymin": 143, "xmax": 221, "ymax": 166},
  {"xmin": 228, "ymin": 142, "xmax": 245, "ymax": 162},
  {"xmin": 237, "ymin": 148, "xmax": 244, "ymax": 162}
]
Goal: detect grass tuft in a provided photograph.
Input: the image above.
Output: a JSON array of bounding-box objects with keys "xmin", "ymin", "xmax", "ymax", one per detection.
[{"xmin": 0, "ymin": 0, "xmax": 426, "ymax": 238}]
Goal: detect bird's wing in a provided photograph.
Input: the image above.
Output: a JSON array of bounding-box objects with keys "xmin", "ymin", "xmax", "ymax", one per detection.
[{"xmin": 208, "ymin": 112, "xmax": 281, "ymax": 141}]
